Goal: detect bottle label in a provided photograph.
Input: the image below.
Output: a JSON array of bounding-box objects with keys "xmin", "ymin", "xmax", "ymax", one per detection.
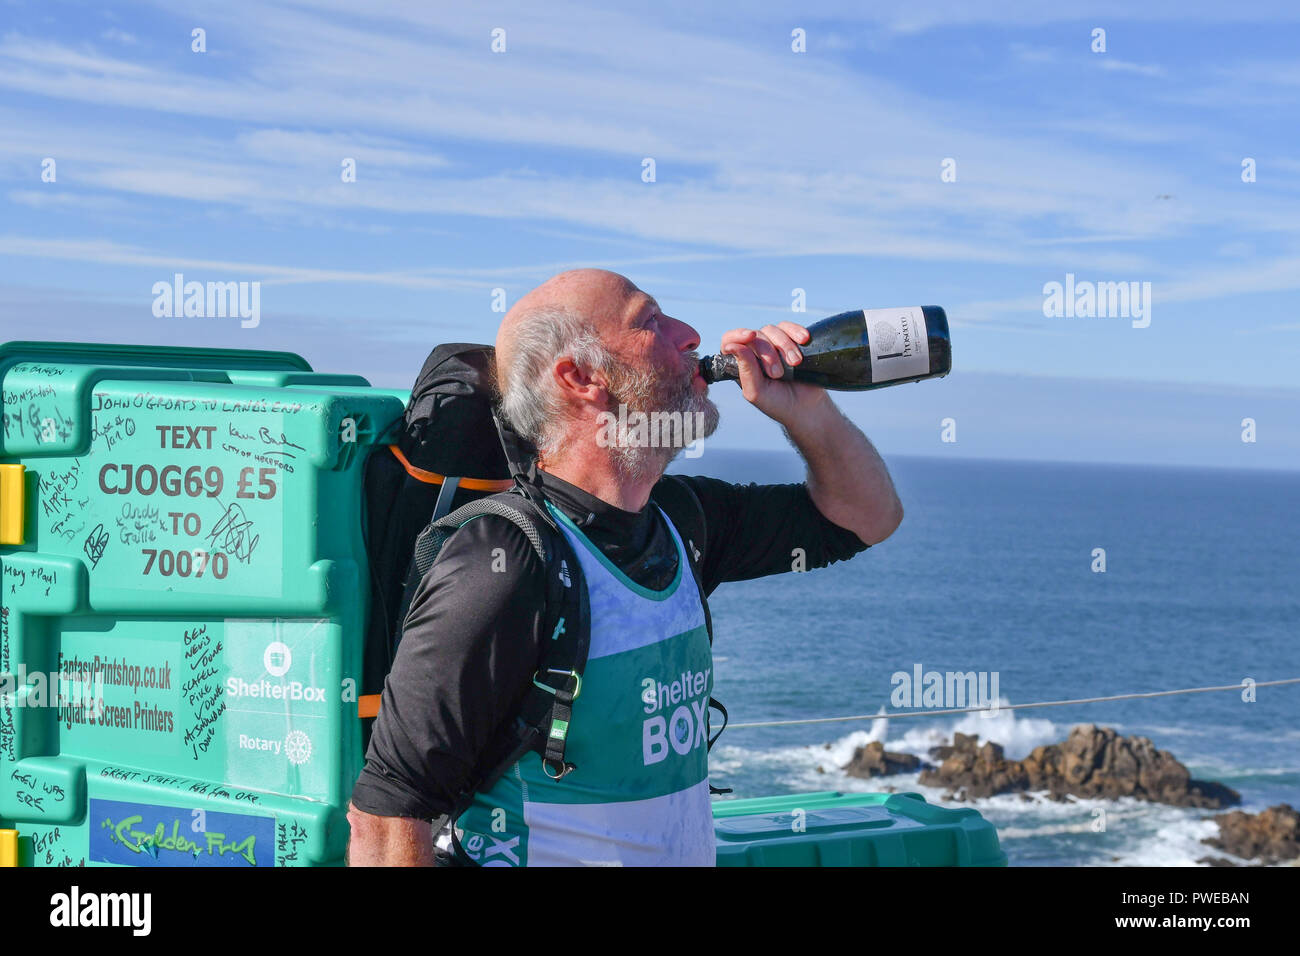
[{"xmin": 863, "ymin": 307, "xmax": 930, "ymax": 383}]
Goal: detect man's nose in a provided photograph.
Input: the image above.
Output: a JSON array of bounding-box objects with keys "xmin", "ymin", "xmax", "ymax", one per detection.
[{"xmin": 665, "ymin": 315, "xmax": 700, "ymax": 353}]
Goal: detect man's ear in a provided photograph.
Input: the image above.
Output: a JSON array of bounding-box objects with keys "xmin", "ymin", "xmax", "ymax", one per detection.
[{"xmin": 554, "ymin": 357, "xmax": 607, "ymax": 404}]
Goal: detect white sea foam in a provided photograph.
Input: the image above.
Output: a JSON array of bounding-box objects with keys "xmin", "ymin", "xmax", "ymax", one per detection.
[
  {"xmin": 715, "ymin": 702, "xmax": 1064, "ymax": 788},
  {"xmin": 1128, "ymin": 724, "xmax": 1213, "ymax": 738},
  {"xmin": 889, "ymin": 699, "xmax": 1061, "ymax": 761},
  {"xmin": 1109, "ymin": 813, "xmax": 1232, "ymax": 867},
  {"xmin": 996, "ymin": 810, "xmax": 1149, "ymax": 840},
  {"xmin": 800, "ymin": 697, "xmax": 1063, "ymax": 763}
]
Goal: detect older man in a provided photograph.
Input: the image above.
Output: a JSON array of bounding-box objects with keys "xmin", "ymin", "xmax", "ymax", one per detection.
[{"xmin": 347, "ymin": 269, "xmax": 902, "ymax": 866}]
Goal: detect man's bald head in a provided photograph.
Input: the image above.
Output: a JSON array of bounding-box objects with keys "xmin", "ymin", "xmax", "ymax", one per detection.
[
  {"xmin": 493, "ymin": 268, "xmax": 714, "ymax": 478},
  {"xmin": 495, "ymin": 269, "xmax": 635, "ymax": 374},
  {"xmin": 494, "ymin": 269, "xmax": 640, "ymax": 461}
]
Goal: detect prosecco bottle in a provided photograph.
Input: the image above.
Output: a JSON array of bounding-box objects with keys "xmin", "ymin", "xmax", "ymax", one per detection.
[{"xmin": 699, "ymin": 306, "xmax": 951, "ymax": 391}]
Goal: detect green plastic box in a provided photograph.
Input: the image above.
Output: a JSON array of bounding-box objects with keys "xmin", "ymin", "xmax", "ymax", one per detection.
[
  {"xmin": 714, "ymin": 791, "xmax": 1007, "ymax": 866},
  {"xmin": 0, "ymin": 341, "xmax": 401, "ymax": 866},
  {"xmin": 0, "ymin": 341, "xmax": 1005, "ymax": 868}
]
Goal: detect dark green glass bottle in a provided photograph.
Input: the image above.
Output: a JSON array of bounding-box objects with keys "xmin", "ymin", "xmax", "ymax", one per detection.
[{"xmin": 699, "ymin": 306, "xmax": 951, "ymax": 391}]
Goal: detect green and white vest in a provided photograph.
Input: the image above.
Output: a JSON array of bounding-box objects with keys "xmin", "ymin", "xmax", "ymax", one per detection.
[{"xmin": 455, "ymin": 501, "xmax": 715, "ymax": 866}]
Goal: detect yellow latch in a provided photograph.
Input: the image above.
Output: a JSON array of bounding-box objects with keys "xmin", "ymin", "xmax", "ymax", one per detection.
[
  {"xmin": 0, "ymin": 829, "xmax": 17, "ymax": 867},
  {"xmin": 0, "ymin": 464, "xmax": 24, "ymax": 545}
]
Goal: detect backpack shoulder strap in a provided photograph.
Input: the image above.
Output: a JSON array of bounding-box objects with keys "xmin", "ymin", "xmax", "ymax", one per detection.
[
  {"xmin": 482, "ymin": 495, "xmax": 590, "ymax": 785},
  {"xmin": 650, "ymin": 475, "xmax": 711, "ymax": 642},
  {"xmin": 393, "ymin": 492, "xmax": 553, "ymax": 649},
  {"xmin": 393, "ymin": 490, "xmax": 589, "ymax": 774}
]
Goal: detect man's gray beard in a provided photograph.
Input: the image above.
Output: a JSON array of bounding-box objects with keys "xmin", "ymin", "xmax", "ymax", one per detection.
[{"xmin": 604, "ymin": 353, "xmax": 720, "ymax": 483}]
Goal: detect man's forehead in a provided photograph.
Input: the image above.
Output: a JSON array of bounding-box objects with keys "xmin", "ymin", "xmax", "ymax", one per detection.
[
  {"xmin": 621, "ymin": 289, "xmax": 658, "ymax": 321},
  {"xmin": 547, "ymin": 271, "xmax": 640, "ymax": 316}
]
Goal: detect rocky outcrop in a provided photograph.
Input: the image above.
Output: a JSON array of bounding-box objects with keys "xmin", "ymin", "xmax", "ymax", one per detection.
[
  {"xmin": 1199, "ymin": 804, "xmax": 1299, "ymax": 865},
  {"xmin": 913, "ymin": 725, "xmax": 1240, "ymax": 808},
  {"xmin": 843, "ymin": 740, "xmax": 926, "ymax": 778}
]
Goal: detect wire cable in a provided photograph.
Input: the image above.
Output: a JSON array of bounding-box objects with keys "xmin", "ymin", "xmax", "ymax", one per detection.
[{"xmin": 725, "ymin": 677, "xmax": 1300, "ymax": 729}]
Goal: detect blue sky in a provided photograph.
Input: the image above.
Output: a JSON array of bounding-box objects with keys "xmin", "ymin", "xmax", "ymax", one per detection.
[{"xmin": 1, "ymin": 0, "xmax": 1298, "ymax": 469}]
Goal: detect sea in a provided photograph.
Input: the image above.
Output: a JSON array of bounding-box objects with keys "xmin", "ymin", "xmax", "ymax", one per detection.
[{"xmin": 666, "ymin": 450, "xmax": 1300, "ymax": 867}]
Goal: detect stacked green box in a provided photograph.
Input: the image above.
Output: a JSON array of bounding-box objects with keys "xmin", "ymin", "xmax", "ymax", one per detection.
[{"xmin": 0, "ymin": 341, "xmax": 402, "ymax": 867}]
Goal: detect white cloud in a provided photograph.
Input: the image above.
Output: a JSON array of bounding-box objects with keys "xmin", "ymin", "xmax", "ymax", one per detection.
[
  {"xmin": 1098, "ymin": 59, "xmax": 1166, "ymax": 78},
  {"xmin": 100, "ymin": 28, "xmax": 138, "ymax": 45},
  {"xmin": 0, "ymin": 236, "xmax": 489, "ymax": 290},
  {"xmin": 0, "ymin": 33, "xmax": 149, "ymax": 75},
  {"xmin": 0, "ymin": 4, "xmax": 1294, "ymax": 266},
  {"xmin": 6, "ymin": 190, "xmax": 129, "ymax": 210},
  {"xmin": 236, "ymin": 129, "xmax": 451, "ymax": 170}
]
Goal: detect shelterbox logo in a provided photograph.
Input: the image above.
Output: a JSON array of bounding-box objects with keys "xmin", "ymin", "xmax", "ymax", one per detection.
[
  {"xmin": 225, "ymin": 677, "xmax": 325, "ymax": 702},
  {"xmin": 640, "ymin": 668, "xmax": 712, "ymax": 765},
  {"xmin": 263, "ymin": 641, "xmax": 291, "ymax": 678},
  {"xmin": 226, "ymin": 641, "xmax": 324, "ymax": 701}
]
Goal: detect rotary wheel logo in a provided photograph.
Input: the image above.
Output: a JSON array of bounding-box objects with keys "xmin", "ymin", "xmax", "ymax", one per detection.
[
  {"xmin": 284, "ymin": 730, "xmax": 312, "ymax": 765},
  {"xmin": 872, "ymin": 321, "xmax": 899, "ymax": 352}
]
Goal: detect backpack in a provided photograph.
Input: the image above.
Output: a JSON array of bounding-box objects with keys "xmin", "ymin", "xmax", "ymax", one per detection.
[{"xmin": 359, "ymin": 344, "xmax": 516, "ymax": 734}]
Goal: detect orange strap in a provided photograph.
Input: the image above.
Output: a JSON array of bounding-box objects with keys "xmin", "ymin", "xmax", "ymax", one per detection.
[
  {"xmin": 387, "ymin": 445, "xmax": 515, "ymax": 492},
  {"xmin": 366, "ymin": 448, "xmax": 513, "ymax": 722}
]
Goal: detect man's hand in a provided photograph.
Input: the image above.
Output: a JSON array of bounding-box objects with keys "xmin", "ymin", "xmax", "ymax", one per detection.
[
  {"xmin": 346, "ymin": 802, "xmax": 434, "ymax": 866},
  {"xmin": 719, "ymin": 322, "xmax": 828, "ymax": 425}
]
